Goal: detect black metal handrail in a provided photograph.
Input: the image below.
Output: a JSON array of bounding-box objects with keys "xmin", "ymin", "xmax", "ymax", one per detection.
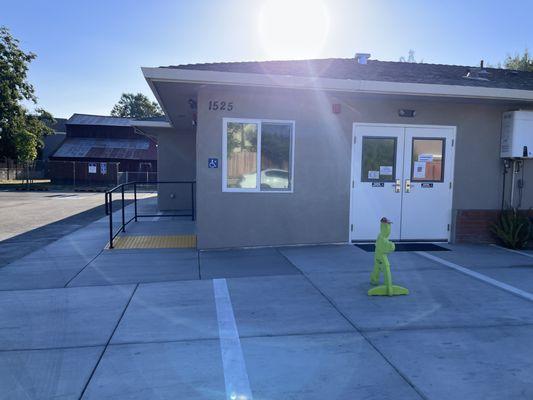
[{"xmin": 105, "ymin": 180, "xmax": 195, "ymax": 249}]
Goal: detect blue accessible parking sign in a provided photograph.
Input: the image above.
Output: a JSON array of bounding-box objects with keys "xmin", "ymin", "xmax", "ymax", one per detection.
[{"xmin": 208, "ymin": 158, "xmax": 218, "ymax": 168}]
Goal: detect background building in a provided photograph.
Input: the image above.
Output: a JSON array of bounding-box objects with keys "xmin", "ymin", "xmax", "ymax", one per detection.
[
  {"xmin": 40, "ymin": 117, "xmax": 67, "ymax": 161},
  {"xmin": 49, "ymin": 114, "xmax": 157, "ymax": 186}
]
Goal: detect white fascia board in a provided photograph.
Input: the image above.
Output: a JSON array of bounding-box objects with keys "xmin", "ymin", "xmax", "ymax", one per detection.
[
  {"xmin": 142, "ymin": 66, "xmax": 351, "ymax": 90},
  {"xmin": 358, "ymin": 80, "xmax": 533, "ymax": 101},
  {"xmin": 131, "ymin": 120, "xmax": 172, "ymax": 128},
  {"xmin": 141, "ymin": 67, "xmax": 533, "ymax": 102}
]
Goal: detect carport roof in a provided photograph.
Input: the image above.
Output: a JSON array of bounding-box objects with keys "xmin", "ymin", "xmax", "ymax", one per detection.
[{"xmin": 165, "ymin": 58, "xmax": 533, "ymax": 91}]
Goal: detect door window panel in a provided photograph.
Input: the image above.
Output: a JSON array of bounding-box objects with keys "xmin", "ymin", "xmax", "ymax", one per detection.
[
  {"xmin": 361, "ymin": 137, "xmax": 396, "ymax": 182},
  {"xmin": 411, "ymin": 138, "xmax": 445, "ymax": 182},
  {"xmin": 260, "ymin": 123, "xmax": 292, "ymax": 191},
  {"xmin": 226, "ymin": 122, "xmax": 258, "ymax": 188}
]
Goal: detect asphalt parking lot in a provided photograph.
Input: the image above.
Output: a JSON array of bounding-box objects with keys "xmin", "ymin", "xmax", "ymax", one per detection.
[
  {"xmin": 0, "ymin": 192, "xmax": 108, "ymax": 267},
  {"xmin": 0, "ymin": 191, "xmax": 107, "ymax": 242},
  {"xmin": 0, "ymin": 191, "xmax": 153, "ymax": 267},
  {"xmin": 1, "ymin": 203, "xmax": 533, "ymax": 399}
]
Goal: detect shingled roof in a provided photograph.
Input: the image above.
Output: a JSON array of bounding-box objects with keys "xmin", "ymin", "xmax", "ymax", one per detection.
[{"xmin": 165, "ymin": 58, "xmax": 533, "ymax": 91}]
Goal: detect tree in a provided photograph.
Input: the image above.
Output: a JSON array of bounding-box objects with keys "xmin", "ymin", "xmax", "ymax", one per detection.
[
  {"xmin": 111, "ymin": 93, "xmax": 163, "ymax": 118},
  {"xmin": 0, "ymin": 26, "xmax": 54, "ymax": 161},
  {"xmin": 399, "ymin": 49, "xmax": 423, "ymax": 63},
  {"xmin": 504, "ymin": 48, "xmax": 533, "ymax": 72},
  {"xmin": 16, "ymin": 109, "xmax": 54, "ymax": 161}
]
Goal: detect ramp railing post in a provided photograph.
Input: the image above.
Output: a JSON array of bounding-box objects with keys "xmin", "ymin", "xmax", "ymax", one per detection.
[
  {"xmin": 191, "ymin": 182, "xmax": 195, "ymax": 221},
  {"xmin": 134, "ymin": 182, "xmax": 138, "ymax": 222},
  {"xmin": 109, "ymin": 192, "xmax": 114, "ymax": 249},
  {"xmin": 121, "ymin": 184, "xmax": 125, "ymax": 232}
]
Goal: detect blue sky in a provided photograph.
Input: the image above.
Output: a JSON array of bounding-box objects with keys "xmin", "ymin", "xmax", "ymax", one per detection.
[{"xmin": 3, "ymin": 0, "xmax": 532, "ymax": 118}]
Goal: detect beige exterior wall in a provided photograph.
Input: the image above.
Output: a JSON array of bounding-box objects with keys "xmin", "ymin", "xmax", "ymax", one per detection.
[
  {"xmin": 186, "ymin": 86, "xmax": 532, "ymax": 248},
  {"xmin": 157, "ymin": 131, "xmax": 196, "ymax": 211}
]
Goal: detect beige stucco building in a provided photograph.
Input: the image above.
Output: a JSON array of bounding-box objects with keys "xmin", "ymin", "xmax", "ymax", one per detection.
[{"xmin": 133, "ymin": 57, "xmax": 533, "ymax": 249}]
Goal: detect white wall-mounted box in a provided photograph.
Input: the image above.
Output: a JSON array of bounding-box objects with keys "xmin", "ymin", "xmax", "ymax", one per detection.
[{"xmin": 501, "ymin": 111, "xmax": 533, "ymax": 158}]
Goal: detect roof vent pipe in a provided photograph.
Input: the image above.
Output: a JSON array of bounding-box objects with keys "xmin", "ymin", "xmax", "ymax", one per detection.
[{"xmin": 355, "ymin": 53, "xmax": 371, "ymax": 65}]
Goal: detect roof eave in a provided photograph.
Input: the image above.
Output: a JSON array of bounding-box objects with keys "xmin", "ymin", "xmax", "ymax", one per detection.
[
  {"xmin": 141, "ymin": 69, "xmax": 175, "ymax": 125},
  {"xmin": 141, "ymin": 66, "xmax": 533, "ymax": 102},
  {"xmin": 131, "ymin": 120, "xmax": 172, "ymax": 129}
]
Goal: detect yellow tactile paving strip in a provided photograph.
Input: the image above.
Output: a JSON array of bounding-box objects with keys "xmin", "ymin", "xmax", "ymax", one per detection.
[{"xmin": 111, "ymin": 235, "xmax": 197, "ymax": 249}]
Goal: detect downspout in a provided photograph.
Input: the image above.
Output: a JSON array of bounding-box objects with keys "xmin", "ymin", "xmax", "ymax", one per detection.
[
  {"xmin": 510, "ymin": 160, "xmax": 517, "ymax": 208},
  {"xmin": 501, "ymin": 159, "xmax": 508, "ymax": 210}
]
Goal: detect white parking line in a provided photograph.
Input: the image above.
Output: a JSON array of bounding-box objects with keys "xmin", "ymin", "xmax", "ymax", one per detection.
[
  {"xmin": 490, "ymin": 244, "xmax": 533, "ymax": 259},
  {"xmin": 56, "ymin": 195, "xmax": 83, "ymax": 199},
  {"xmin": 213, "ymin": 279, "xmax": 253, "ymax": 400},
  {"xmin": 417, "ymin": 251, "xmax": 533, "ymax": 302}
]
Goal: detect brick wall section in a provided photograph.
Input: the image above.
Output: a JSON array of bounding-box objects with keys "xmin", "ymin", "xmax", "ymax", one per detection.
[{"xmin": 454, "ymin": 209, "xmax": 500, "ymax": 243}]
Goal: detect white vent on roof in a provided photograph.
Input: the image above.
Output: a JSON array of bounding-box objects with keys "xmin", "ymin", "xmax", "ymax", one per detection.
[
  {"xmin": 464, "ymin": 68, "xmax": 490, "ymax": 81},
  {"xmin": 355, "ymin": 53, "xmax": 371, "ymax": 65},
  {"xmin": 464, "ymin": 60, "xmax": 491, "ymax": 81}
]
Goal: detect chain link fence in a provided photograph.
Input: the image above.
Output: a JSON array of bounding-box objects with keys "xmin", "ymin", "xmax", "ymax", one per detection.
[
  {"xmin": 0, "ymin": 159, "xmax": 156, "ymax": 188},
  {"xmin": 117, "ymin": 171, "xmax": 157, "ymax": 185},
  {"xmin": 0, "ymin": 159, "xmax": 47, "ymax": 182},
  {"xmin": 48, "ymin": 161, "xmax": 120, "ymax": 186}
]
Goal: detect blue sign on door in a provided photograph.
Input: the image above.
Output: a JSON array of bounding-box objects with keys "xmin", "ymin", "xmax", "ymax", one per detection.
[{"xmin": 208, "ymin": 158, "xmax": 218, "ymax": 169}]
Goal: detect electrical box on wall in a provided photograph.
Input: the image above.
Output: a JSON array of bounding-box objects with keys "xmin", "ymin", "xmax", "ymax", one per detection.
[{"xmin": 501, "ymin": 110, "xmax": 533, "ymax": 158}]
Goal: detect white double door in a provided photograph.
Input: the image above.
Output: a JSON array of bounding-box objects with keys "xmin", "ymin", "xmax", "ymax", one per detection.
[{"xmin": 350, "ymin": 124, "xmax": 456, "ymax": 242}]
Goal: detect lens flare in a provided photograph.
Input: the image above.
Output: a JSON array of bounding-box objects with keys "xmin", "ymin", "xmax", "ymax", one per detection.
[{"xmin": 258, "ymin": 0, "xmax": 330, "ymax": 59}]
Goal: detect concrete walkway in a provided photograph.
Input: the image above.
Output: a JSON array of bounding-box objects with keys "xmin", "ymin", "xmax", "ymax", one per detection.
[{"xmin": 1, "ymin": 207, "xmax": 533, "ymax": 399}]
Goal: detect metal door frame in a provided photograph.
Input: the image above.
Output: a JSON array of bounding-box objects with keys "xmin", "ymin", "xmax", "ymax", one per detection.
[{"xmin": 349, "ymin": 122, "xmax": 457, "ymax": 243}]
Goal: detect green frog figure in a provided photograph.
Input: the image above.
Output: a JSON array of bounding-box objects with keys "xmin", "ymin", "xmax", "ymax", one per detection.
[{"xmin": 368, "ymin": 217, "xmax": 409, "ymax": 296}]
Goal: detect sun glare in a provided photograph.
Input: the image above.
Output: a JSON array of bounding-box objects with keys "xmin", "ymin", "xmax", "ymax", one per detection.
[{"xmin": 258, "ymin": 0, "xmax": 330, "ymax": 60}]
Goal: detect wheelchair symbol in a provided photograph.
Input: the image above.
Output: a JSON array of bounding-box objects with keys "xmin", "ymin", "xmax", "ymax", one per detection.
[{"xmin": 208, "ymin": 158, "xmax": 218, "ymax": 169}]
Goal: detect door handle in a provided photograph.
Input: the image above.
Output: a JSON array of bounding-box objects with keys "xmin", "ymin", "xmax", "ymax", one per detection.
[
  {"xmin": 405, "ymin": 179, "xmax": 411, "ymax": 193},
  {"xmin": 394, "ymin": 179, "xmax": 401, "ymax": 193}
]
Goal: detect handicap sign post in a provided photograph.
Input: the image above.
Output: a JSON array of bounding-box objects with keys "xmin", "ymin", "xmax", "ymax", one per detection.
[{"xmin": 208, "ymin": 158, "xmax": 218, "ymax": 169}]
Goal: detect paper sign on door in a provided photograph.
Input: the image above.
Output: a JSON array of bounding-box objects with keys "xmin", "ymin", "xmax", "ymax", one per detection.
[
  {"xmin": 368, "ymin": 171, "xmax": 380, "ymax": 179},
  {"xmin": 418, "ymin": 154, "xmax": 433, "ymax": 162},
  {"xmin": 379, "ymin": 166, "xmax": 393, "ymax": 176},
  {"xmin": 413, "ymin": 161, "xmax": 426, "ymax": 179}
]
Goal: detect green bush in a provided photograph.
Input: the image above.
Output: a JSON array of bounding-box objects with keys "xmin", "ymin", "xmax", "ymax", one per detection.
[{"xmin": 491, "ymin": 208, "xmax": 531, "ymax": 249}]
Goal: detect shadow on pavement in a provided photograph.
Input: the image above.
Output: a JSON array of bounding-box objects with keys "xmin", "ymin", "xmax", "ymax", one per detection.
[{"xmin": 0, "ymin": 199, "xmax": 128, "ymax": 268}]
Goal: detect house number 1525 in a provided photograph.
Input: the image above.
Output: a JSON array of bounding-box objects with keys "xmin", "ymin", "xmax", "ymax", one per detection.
[{"xmin": 208, "ymin": 100, "xmax": 233, "ymax": 111}]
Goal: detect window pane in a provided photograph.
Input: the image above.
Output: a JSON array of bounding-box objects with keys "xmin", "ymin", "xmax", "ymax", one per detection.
[
  {"xmin": 260, "ymin": 123, "xmax": 292, "ymax": 190},
  {"xmin": 411, "ymin": 138, "xmax": 444, "ymax": 181},
  {"xmin": 226, "ymin": 122, "xmax": 258, "ymax": 189},
  {"xmin": 361, "ymin": 137, "xmax": 396, "ymax": 182}
]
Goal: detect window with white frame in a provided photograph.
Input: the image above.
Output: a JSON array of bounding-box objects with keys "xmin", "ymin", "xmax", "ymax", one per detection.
[{"xmin": 223, "ymin": 118, "xmax": 294, "ymax": 192}]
